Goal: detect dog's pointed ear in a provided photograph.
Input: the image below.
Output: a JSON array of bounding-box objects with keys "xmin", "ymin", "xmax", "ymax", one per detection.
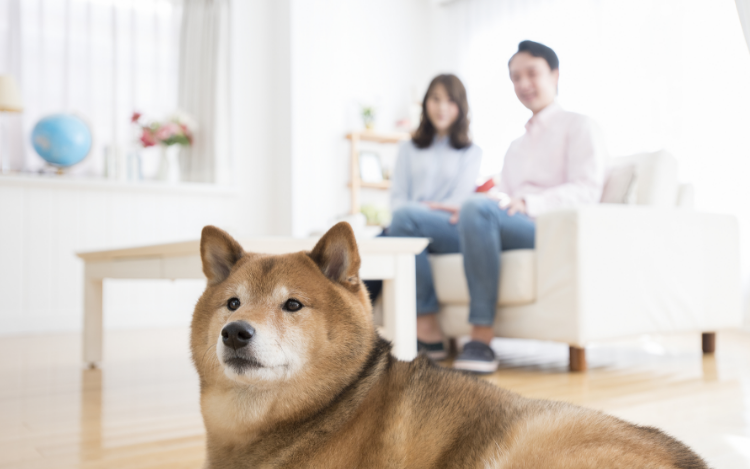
[
  {"xmin": 309, "ymin": 222, "xmax": 361, "ymax": 290},
  {"xmin": 200, "ymin": 225, "xmax": 245, "ymax": 285}
]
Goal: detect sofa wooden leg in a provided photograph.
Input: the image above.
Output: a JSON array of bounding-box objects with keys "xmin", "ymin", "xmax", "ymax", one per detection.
[
  {"xmin": 448, "ymin": 338, "xmax": 458, "ymax": 358},
  {"xmin": 569, "ymin": 346, "xmax": 587, "ymax": 372},
  {"xmin": 702, "ymin": 332, "xmax": 716, "ymax": 354}
]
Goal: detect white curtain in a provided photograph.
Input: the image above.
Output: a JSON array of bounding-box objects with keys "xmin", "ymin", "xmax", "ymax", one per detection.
[
  {"xmin": 738, "ymin": 0, "xmax": 750, "ymax": 52},
  {"xmin": 0, "ymin": 0, "xmax": 182, "ymax": 176},
  {"xmin": 433, "ymin": 0, "xmax": 750, "ymax": 318},
  {"xmin": 177, "ymin": 0, "xmax": 230, "ymax": 184},
  {"xmin": 0, "ymin": 0, "xmax": 24, "ymax": 171}
]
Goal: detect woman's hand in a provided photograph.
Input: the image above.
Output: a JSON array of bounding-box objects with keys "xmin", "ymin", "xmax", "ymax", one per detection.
[
  {"xmin": 500, "ymin": 197, "xmax": 527, "ymax": 216},
  {"xmin": 425, "ymin": 202, "xmax": 461, "ymax": 224}
]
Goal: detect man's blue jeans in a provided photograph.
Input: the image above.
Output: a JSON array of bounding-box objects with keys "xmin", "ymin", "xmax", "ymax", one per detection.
[
  {"xmin": 458, "ymin": 195, "xmax": 535, "ymax": 326},
  {"xmin": 388, "ymin": 197, "xmax": 535, "ymax": 325}
]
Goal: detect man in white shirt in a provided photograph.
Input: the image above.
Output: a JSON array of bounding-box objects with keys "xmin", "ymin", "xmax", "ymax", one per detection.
[{"xmin": 450, "ymin": 40, "xmax": 607, "ymax": 373}]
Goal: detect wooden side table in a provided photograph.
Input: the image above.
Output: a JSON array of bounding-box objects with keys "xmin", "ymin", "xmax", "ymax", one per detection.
[{"xmin": 77, "ymin": 236, "xmax": 429, "ymax": 367}]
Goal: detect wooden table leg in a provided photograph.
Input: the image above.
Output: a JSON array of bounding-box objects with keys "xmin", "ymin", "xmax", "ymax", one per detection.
[
  {"xmin": 382, "ymin": 254, "xmax": 417, "ymax": 361},
  {"xmin": 83, "ymin": 274, "xmax": 104, "ymax": 368},
  {"xmin": 569, "ymin": 346, "xmax": 587, "ymax": 372},
  {"xmin": 702, "ymin": 332, "xmax": 716, "ymax": 354}
]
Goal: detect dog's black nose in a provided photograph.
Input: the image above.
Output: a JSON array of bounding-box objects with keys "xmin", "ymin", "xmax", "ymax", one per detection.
[{"xmin": 221, "ymin": 321, "xmax": 255, "ymax": 350}]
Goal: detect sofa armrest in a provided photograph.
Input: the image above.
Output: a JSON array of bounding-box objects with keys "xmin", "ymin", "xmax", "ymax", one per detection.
[
  {"xmin": 536, "ymin": 205, "xmax": 742, "ymax": 344},
  {"xmin": 676, "ymin": 183, "xmax": 695, "ymax": 209}
]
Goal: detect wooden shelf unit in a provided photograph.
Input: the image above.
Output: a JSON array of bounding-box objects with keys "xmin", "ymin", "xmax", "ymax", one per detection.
[{"xmin": 346, "ymin": 130, "xmax": 410, "ymax": 214}]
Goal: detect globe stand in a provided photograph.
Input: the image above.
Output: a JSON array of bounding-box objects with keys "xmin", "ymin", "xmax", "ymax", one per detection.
[{"xmin": 38, "ymin": 161, "xmax": 71, "ymax": 176}]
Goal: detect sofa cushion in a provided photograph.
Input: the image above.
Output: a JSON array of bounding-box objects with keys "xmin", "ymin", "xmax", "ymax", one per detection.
[
  {"xmin": 429, "ymin": 249, "xmax": 536, "ymax": 306},
  {"xmin": 607, "ymin": 151, "xmax": 679, "ymax": 207},
  {"xmin": 600, "ymin": 164, "xmax": 638, "ymax": 204}
]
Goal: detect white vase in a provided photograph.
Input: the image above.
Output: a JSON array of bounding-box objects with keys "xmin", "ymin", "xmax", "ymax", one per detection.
[{"xmin": 157, "ymin": 145, "xmax": 181, "ymax": 183}]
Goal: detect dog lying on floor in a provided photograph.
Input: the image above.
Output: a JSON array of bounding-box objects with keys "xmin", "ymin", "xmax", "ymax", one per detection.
[{"xmin": 191, "ymin": 222, "xmax": 708, "ymax": 468}]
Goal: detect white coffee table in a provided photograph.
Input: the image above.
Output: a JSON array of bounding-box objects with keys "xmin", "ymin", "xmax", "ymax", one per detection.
[{"xmin": 76, "ymin": 236, "xmax": 429, "ymax": 367}]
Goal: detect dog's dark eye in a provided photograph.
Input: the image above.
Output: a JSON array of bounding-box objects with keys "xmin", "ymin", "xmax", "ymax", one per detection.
[
  {"xmin": 283, "ymin": 299, "xmax": 303, "ymax": 312},
  {"xmin": 227, "ymin": 298, "xmax": 241, "ymax": 311}
]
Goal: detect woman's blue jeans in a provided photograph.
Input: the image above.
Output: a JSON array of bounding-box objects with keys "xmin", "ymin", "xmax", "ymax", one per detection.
[
  {"xmin": 388, "ymin": 203, "xmax": 460, "ymax": 314},
  {"xmin": 388, "ymin": 196, "xmax": 535, "ymax": 326}
]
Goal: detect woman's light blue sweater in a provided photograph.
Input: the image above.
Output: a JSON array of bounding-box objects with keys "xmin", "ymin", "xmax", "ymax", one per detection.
[{"xmin": 390, "ymin": 136, "xmax": 482, "ymax": 211}]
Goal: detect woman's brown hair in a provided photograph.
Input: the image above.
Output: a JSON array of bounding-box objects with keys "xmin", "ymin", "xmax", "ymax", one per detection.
[{"xmin": 412, "ymin": 74, "xmax": 471, "ymax": 150}]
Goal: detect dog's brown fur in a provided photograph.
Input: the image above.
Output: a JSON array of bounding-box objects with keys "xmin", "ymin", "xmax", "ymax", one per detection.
[{"xmin": 191, "ymin": 222, "xmax": 709, "ymax": 469}]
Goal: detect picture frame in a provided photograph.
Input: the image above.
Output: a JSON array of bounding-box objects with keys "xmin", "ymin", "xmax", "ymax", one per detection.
[{"xmin": 359, "ymin": 151, "xmax": 383, "ymax": 183}]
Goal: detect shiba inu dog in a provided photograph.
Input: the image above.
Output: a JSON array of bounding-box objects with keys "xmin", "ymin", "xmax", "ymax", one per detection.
[{"xmin": 191, "ymin": 222, "xmax": 708, "ymax": 468}]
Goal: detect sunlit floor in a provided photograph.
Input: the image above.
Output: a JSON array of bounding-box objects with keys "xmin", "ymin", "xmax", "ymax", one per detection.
[{"xmin": 1, "ymin": 328, "xmax": 748, "ymax": 469}]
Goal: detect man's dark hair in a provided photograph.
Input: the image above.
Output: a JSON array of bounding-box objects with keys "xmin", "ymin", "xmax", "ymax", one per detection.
[{"xmin": 509, "ymin": 40, "xmax": 559, "ymax": 71}]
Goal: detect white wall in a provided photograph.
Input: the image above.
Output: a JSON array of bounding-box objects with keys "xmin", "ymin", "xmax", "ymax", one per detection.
[
  {"xmin": 0, "ymin": 0, "xmax": 434, "ymax": 335},
  {"xmin": 0, "ymin": 178, "xmax": 244, "ymax": 335},
  {"xmin": 289, "ymin": 0, "xmax": 433, "ymax": 237},
  {"xmin": 229, "ymin": 0, "xmax": 438, "ymax": 240},
  {"xmin": 230, "ymin": 0, "xmax": 293, "ymax": 237}
]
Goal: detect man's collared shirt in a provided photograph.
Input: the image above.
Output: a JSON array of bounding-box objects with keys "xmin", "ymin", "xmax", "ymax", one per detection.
[{"xmin": 495, "ymin": 102, "xmax": 607, "ymax": 217}]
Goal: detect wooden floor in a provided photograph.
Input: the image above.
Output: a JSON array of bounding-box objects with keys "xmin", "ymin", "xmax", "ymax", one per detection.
[{"xmin": 1, "ymin": 329, "xmax": 749, "ymax": 469}]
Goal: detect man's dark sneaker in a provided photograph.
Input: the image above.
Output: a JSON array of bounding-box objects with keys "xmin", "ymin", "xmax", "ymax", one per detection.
[
  {"xmin": 453, "ymin": 340, "xmax": 499, "ymax": 373},
  {"xmin": 417, "ymin": 340, "xmax": 448, "ymax": 361}
]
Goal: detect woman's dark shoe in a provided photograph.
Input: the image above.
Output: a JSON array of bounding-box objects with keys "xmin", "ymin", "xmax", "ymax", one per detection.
[{"xmin": 417, "ymin": 340, "xmax": 448, "ymax": 361}]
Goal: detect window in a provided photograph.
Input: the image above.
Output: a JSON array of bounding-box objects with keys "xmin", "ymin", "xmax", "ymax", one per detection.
[{"xmin": 0, "ymin": 0, "xmax": 183, "ymax": 178}]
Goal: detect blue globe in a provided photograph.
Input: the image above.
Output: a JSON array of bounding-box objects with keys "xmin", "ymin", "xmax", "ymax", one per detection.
[{"xmin": 31, "ymin": 114, "xmax": 92, "ymax": 168}]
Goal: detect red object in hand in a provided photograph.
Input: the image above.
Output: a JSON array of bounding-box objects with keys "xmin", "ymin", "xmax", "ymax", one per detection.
[{"xmin": 476, "ymin": 178, "xmax": 495, "ymax": 192}]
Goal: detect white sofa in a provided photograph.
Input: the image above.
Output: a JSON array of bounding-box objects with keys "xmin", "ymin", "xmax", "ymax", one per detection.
[{"xmin": 429, "ymin": 151, "xmax": 742, "ymax": 371}]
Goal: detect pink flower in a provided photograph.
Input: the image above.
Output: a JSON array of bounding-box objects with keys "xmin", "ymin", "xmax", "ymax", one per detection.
[
  {"xmin": 180, "ymin": 123, "xmax": 193, "ymax": 144},
  {"xmin": 140, "ymin": 128, "xmax": 157, "ymax": 147},
  {"xmin": 131, "ymin": 111, "xmax": 142, "ymax": 123},
  {"xmin": 155, "ymin": 122, "xmax": 179, "ymax": 142}
]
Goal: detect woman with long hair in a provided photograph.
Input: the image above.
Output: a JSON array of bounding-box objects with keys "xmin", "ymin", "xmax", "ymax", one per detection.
[{"xmin": 387, "ymin": 74, "xmax": 482, "ymax": 360}]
